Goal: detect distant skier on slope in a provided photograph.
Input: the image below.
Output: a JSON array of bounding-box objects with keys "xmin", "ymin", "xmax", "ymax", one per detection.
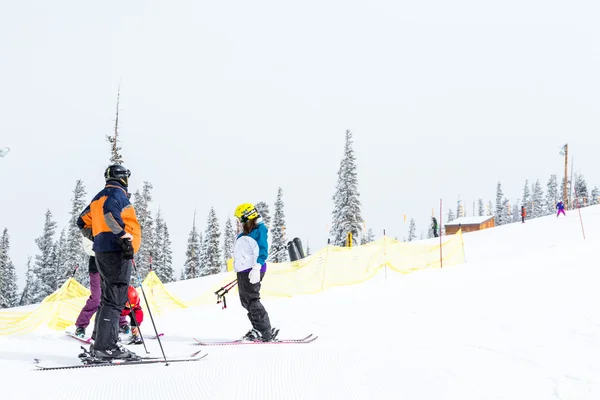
[
  {"xmin": 431, "ymin": 217, "xmax": 439, "ymax": 238},
  {"xmin": 521, "ymin": 206, "xmax": 526, "ymax": 223},
  {"xmin": 233, "ymin": 203, "xmax": 278, "ymax": 342},
  {"xmin": 556, "ymin": 201, "xmax": 566, "ymax": 217}
]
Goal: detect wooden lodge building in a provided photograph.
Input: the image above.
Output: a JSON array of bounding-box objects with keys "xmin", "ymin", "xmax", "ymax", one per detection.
[{"xmin": 444, "ymin": 215, "xmax": 495, "ymax": 235}]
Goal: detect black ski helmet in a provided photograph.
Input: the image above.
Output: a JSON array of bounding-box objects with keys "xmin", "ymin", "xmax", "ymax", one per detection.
[{"xmin": 104, "ymin": 164, "xmax": 131, "ymax": 187}]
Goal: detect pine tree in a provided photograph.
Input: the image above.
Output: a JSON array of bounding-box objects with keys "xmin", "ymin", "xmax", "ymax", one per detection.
[
  {"xmin": 306, "ymin": 241, "xmax": 311, "ymax": 256},
  {"xmin": 254, "ymin": 202, "xmax": 271, "ymax": 228},
  {"xmin": 20, "ymin": 257, "xmax": 35, "ymax": 306},
  {"xmin": 447, "ymin": 209, "xmax": 455, "ymax": 222},
  {"xmin": 545, "ymin": 175, "xmax": 559, "ymax": 215},
  {"xmin": 512, "ymin": 199, "xmax": 521, "ymax": 223},
  {"xmin": 51, "ymin": 229, "xmax": 67, "ymax": 290},
  {"xmin": 153, "ymin": 209, "xmax": 174, "ymax": 283},
  {"xmin": 198, "ymin": 208, "xmax": 222, "ymax": 276},
  {"xmin": 270, "ymin": 187, "xmax": 288, "ymax": 262},
  {"xmin": 502, "ymin": 197, "xmax": 511, "ymax": 225},
  {"xmin": 531, "ymin": 179, "xmax": 544, "ymax": 218},
  {"xmin": 183, "ymin": 213, "xmax": 201, "ymax": 280},
  {"xmin": 0, "ymin": 229, "xmax": 18, "ymax": 308},
  {"xmin": 521, "ymin": 180, "xmax": 531, "ymax": 218},
  {"xmin": 33, "ymin": 209, "xmax": 57, "ymax": 303},
  {"xmin": 222, "ymin": 216, "xmax": 235, "ymax": 271},
  {"xmin": 407, "ymin": 218, "xmax": 417, "ymax": 242},
  {"xmin": 487, "ymin": 200, "xmax": 493, "ymax": 216},
  {"xmin": 133, "ymin": 182, "xmax": 154, "ymax": 279},
  {"xmin": 361, "ymin": 228, "xmax": 375, "ymax": 245},
  {"xmin": 574, "ymin": 173, "xmax": 589, "ymax": 207},
  {"xmin": 495, "ymin": 182, "xmax": 506, "ymax": 225},
  {"xmin": 478, "ymin": 198, "xmax": 485, "ymax": 217},
  {"xmin": 64, "ymin": 180, "xmax": 89, "ymax": 286},
  {"xmin": 330, "ymin": 130, "xmax": 363, "ymax": 246},
  {"xmin": 106, "ymin": 87, "xmax": 124, "ymax": 165},
  {"xmin": 591, "ymin": 187, "xmax": 599, "ymax": 205}
]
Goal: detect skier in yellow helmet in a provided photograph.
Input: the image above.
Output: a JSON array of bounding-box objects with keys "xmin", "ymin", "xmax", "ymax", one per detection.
[{"xmin": 233, "ymin": 203, "xmax": 278, "ymax": 342}]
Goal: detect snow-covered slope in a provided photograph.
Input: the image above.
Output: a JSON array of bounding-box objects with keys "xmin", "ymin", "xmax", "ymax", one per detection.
[{"xmin": 1, "ymin": 207, "xmax": 599, "ymax": 400}]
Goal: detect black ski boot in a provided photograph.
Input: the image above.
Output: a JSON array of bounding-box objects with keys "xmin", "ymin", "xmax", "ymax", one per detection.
[
  {"xmin": 75, "ymin": 326, "xmax": 85, "ymax": 338},
  {"xmin": 94, "ymin": 344, "xmax": 139, "ymax": 361}
]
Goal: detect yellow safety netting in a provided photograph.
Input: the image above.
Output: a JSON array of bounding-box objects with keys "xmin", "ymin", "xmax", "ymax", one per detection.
[
  {"xmin": 0, "ymin": 278, "xmax": 90, "ymax": 335},
  {"xmin": 139, "ymin": 271, "xmax": 188, "ymax": 314},
  {"xmin": 0, "ymin": 231, "xmax": 465, "ymax": 335}
]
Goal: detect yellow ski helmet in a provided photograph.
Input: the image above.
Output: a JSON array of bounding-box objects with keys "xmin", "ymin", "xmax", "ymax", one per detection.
[{"xmin": 234, "ymin": 203, "xmax": 259, "ymax": 223}]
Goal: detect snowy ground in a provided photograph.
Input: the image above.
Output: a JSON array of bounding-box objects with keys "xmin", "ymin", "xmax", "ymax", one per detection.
[{"xmin": 1, "ymin": 207, "xmax": 600, "ymax": 399}]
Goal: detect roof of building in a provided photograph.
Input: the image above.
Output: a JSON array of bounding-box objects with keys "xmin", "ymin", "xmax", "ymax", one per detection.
[{"xmin": 445, "ymin": 215, "xmax": 494, "ymax": 226}]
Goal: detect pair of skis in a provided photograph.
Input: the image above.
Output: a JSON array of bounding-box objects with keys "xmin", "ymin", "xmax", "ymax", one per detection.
[
  {"xmin": 193, "ymin": 333, "xmax": 318, "ymax": 346},
  {"xmin": 65, "ymin": 332, "xmax": 164, "ymax": 345},
  {"xmin": 37, "ymin": 332, "xmax": 317, "ymax": 370},
  {"xmin": 35, "ymin": 350, "xmax": 206, "ymax": 371}
]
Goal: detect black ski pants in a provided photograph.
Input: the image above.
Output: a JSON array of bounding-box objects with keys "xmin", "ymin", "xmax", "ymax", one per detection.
[
  {"xmin": 93, "ymin": 252, "xmax": 132, "ymax": 351},
  {"xmin": 237, "ymin": 271, "xmax": 271, "ymax": 337}
]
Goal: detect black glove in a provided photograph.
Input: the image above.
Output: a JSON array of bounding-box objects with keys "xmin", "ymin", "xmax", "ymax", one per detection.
[{"xmin": 117, "ymin": 238, "xmax": 134, "ymax": 260}]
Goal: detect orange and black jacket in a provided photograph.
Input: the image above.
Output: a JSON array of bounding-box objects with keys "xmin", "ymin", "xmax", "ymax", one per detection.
[{"xmin": 77, "ymin": 181, "xmax": 141, "ymax": 253}]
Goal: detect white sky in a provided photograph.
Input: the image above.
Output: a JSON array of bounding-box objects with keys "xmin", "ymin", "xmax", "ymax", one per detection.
[{"xmin": 1, "ymin": 0, "xmax": 599, "ymax": 285}]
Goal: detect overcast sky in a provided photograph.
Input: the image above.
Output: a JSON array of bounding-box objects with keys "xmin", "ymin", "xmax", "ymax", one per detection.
[{"xmin": 1, "ymin": 0, "xmax": 599, "ymax": 286}]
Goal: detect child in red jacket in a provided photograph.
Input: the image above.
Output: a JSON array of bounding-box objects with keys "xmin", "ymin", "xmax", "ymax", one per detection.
[{"xmin": 120, "ymin": 285, "xmax": 144, "ymax": 344}]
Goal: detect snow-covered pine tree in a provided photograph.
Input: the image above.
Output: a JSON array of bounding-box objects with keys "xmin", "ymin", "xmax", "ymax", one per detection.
[
  {"xmin": 361, "ymin": 228, "xmax": 375, "ymax": 244},
  {"xmin": 306, "ymin": 241, "xmax": 311, "ymax": 256},
  {"xmin": 502, "ymin": 198, "xmax": 511, "ymax": 225},
  {"xmin": 183, "ymin": 213, "xmax": 201, "ymax": 280},
  {"xmin": 33, "ymin": 209, "xmax": 57, "ymax": 303},
  {"xmin": 254, "ymin": 201, "xmax": 271, "ymax": 228},
  {"xmin": 591, "ymin": 187, "xmax": 599, "ymax": 205},
  {"xmin": 487, "ymin": 200, "xmax": 493, "ymax": 216},
  {"xmin": 447, "ymin": 209, "xmax": 455, "ymax": 222},
  {"xmin": 19, "ymin": 257, "xmax": 35, "ymax": 306},
  {"xmin": 270, "ymin": 187, "xmax": 288, "ymax": 262},
  {"xmin": 160, "ymin": 221, "xmax": 174, "ymax": 282},
  {"xmin": 198, "ymin": 207, "xmax": 222, "ymax": 277},
  {"xmin": 133, "ymin": 182, "xmax": 155, "ymax": 279},
  {"xmin": 512, "ymin": 199, "xmax": 521, "ymax": 223},
  {"xmin": 106, "ymin": 87, "xmax": 124, "ymax": 165},
  {"xmin": 531, "ymin": 179, "xmax": 544, "ymax": 218},
  {"xmin": 51, "ymin": 229, "xmax": 67, "ymax": 290},
  {"xmin": 0, "ymin": 228, "xmax": 19, "ymax": 308},
  {"xmin": 495, "ymin": 182, "xmax": 505, "ymax": 225},
  {"xmin": 153, "ymin": 209, "xmax": 174, "ymax": 283},
  {"xmin": 574, "ymin": 173, "xmax": 589, "ymax": 207},
  {"xmin": 522, "ymin": 180, "xmax": 531, "ymax": 218},
  {"xmin": 64, "ymin": 180, "xmax": 89, "ymax": 286},
  {"xmin": 330, "ymin": 130, "xmax": 363, "ymax": 246},
  {"xmin": 545, "ymin": 174, "xmax": 559, "ymax": 215},
  {"xmin": 478, "ymin": 198, "xmax": 485, "ymax": 216},
  {"xmin": 407, "ymin": 218, "xmax": 417, "ymax": 242},
  {"xmin": 456, "ymin": 200, "xmax": 463, "ymax": 219},
  {"xmin": 222, "ymin": 216, "xmax": 235, "ymax": 271}
]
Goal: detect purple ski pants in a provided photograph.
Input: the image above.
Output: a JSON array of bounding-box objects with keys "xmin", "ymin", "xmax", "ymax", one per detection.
[{"xmin": 75, "ymin": 272, "xmax": 127, "ymax": 329}]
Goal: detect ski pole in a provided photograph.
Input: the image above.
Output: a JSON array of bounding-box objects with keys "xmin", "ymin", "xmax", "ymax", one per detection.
[
  {"xmin": 215, "ymin": 279, "xmax": 238, "ymax": 309},
  {"xmin": 132, "ymin": 259, "xmax": 169, "ymax": 365},
  {"xmin": 127, "ymin": 299, "xmax": 149, "ymax": 354}
]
